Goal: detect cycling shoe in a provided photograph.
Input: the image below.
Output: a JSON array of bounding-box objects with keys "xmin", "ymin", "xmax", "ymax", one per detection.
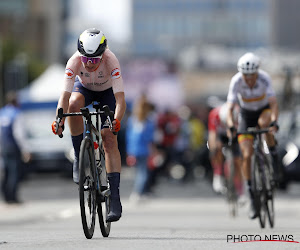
[{"xmin": 106, "ymin": 197, "xmax": 122, "ymax": 222}]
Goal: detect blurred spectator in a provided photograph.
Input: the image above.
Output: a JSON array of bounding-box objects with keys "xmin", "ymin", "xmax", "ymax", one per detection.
[
  {"xmin": 126, "ymin": 95, "xmax": 155, "ymax": 203},
  {"xmin": 207, "ymin": 103, "xmax": 242, "ymax": 195},
  {"xmin": 0, "ymin": 91, "xmax": 30, "ymax": 204},
  {"xmin": 151, "ymin": 110, "xmax": 181, "ymax": 178}
]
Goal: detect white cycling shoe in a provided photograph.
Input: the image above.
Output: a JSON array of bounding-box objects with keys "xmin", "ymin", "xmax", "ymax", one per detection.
[{"xmin": 212, "ymin": 175, "xmax": 225, "ymax": 194}]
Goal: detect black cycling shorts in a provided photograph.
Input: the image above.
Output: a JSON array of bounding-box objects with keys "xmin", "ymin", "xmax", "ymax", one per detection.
[
  {"xmin": 73, "ymin": 77, "xmax": 116, "ymax": 128},
  {"xmin": 238, "ymin": 104, "xmax": 270, "ymax": 132}
]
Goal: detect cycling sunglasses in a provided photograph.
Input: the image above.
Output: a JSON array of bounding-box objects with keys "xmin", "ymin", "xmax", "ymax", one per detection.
[{"xmin": 81, "ymin": 56, "xmax": 101, "ymax": 64}]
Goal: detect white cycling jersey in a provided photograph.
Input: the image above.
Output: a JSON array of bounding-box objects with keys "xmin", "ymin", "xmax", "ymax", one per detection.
[
  {"xmin": 227, "ymin": 70, "xmax": 275, "ymax": 111},
  {"xmin": 63, "ymin": 49, "xmax": 124, "ymax": 94}
]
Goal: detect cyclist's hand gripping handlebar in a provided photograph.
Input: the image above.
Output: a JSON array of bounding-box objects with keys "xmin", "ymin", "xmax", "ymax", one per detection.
[
  {"xmin": 55, "ymin": 108, "xmax": 64, "ymax": 138},
  {"xmin": 103, "ymin": 105, "xmax": 118, "ymax": 135}
]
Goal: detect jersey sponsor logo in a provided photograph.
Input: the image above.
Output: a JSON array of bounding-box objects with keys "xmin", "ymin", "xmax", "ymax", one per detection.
[
  {"xmin": 65, "ymin": 68, "xmax": 74, "ymax": 79},
  {"xmin": 111, "ymin": 68, "xmax": 121, "ymax": 79},
  {"xmin": 86, "ymin": 80, "xmax": 108, "ymax": 86},
  {"xmin": 242, "ymin": 93, "xmax": 266, "ymax": 103},
  {"xmin": 98, "ymin": 71, "xmax": 104, "ymax": 78}
]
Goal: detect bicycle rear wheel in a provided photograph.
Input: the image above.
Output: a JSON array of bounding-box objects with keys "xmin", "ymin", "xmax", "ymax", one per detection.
[
  {"xmin": 79, "ymin": 138, "xmax": 97, "ymax": 239},
  {"xmin": 252, "ymin": 155, "xmax": 266, "ymax": 228},
  {"xmin": 97, "ymin": 144, "xmax": 111, "ymax": 237},
  {"xmin": 224, "ymin": 150, "xmax": 238, "ymax": 217},
  {"xmin": 262, "ymin": 154, "xmax": 275, "ymax": 228}
]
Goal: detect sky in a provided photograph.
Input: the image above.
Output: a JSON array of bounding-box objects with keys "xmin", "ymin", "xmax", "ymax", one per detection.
[{"xmin": 73, "ymin": 0, "xmax": 132, "ymax": 43}]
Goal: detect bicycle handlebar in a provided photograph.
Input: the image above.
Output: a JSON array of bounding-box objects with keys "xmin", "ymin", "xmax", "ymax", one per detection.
[
  {"xmin": 56, "ymin": 105, "xmax": 116, "ymax": 138},
  {"xmin": 237, "ymin": 127, "xmax": 270, "ymax": 136}
]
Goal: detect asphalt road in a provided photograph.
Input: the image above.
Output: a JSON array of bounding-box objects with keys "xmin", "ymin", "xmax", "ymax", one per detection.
[{"xmin": 0, "ymin": 167, "xmax": 300, "ymax": 250}]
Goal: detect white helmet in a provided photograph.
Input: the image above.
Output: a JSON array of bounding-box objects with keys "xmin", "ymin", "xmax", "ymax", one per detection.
[
  {"xmin": 237, "ymin": 52, "xmax": 260, "ymax": 74},
  {"xmin": 77, "ymin": 28, "xmax": 107, "ymax": 57}
]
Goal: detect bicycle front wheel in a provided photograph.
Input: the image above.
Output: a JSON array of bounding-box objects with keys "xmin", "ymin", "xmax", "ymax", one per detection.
[
  {"xmin": 79, "ymin": 138, "xmax": 97, "ymax": 239},
  {"xmin": 262, "ymin": 154, "xmax": 275, "ymax": 228},
  {"xmin": 252, "ymin": 155, "xmax": 266, "ymax": 228},
  {"xmin": 225, "ymin": 153, "xmax": 238, "ymax": 217},
  {"xmin": 97, "ymin": 145, "xmax": 111, "ymax": 237}
]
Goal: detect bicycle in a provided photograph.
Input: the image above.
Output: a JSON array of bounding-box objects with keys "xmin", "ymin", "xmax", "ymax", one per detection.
[
  {"xmin": 238, "ymin": 127, "xmax": 275, "ymax": 228},
  {"xmin": 223, "ymin": 137, "xmax": 239, "ymax": 217},
  {"xmin": 56, "ymin": 102, "xmax": 116, "ymax": 239}
]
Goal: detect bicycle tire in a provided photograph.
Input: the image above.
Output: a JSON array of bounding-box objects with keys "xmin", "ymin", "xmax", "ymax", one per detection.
[
  {"xmin": 262, "ymin": 154, "xmax": 275, "ymax": 228},
  {"xmin": 97, "ymin": 144, "xmax": 111, "ymax": 237},
  {"xmin": 252, "ymin": 155, "xmax": 266, "ymax": 228},
  {"xmin": 225, "ymin": 149, "xmax": 238, "ymax": 217},
  {"xmin": 79, "ymin": 138, "xmax": 97, "ymax": 239}
]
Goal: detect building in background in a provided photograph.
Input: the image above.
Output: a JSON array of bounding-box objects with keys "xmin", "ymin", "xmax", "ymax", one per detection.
[
  {"xmin": 131, "ymin": 0, "xmax": 300, "ymax": 62},
  {"xmin": 131, "ymin": 0, "xmax": 271, "ymax": 58}
]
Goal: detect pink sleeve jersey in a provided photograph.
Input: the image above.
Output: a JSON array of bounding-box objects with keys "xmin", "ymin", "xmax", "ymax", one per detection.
[{"xmin": 63, "ymin": 49, "xmax": 124, "ymax": 94}]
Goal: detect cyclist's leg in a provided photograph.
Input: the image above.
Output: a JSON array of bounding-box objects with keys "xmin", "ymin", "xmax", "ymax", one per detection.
[
  {"xmin": 239, "ymin": 137, "xmax": 257, "ymax": 218},
  {"xmin": 238, "ymin": 110, "xmax": 257, "ymax": 218},
  {"xmin": 68, "ymin": 78, "xmax": 93, "ymax": 183},
  {"xmin": 96, "ymin": 88, "xmax": 122, "ymax": 222},
  {"xmin": 101, "ymin": 128, "xmax": 122, "ymax": 222},
  {"xmin": 208, "ymin": 130, "xmax": 225, "ymax": 194},
  {"xmin": 258, "ymin": 109, "xmax": 280, "ymax": 182},
  {"xmin": 232, "ymin": 142, "xmax": 244, "ymax": 197}
]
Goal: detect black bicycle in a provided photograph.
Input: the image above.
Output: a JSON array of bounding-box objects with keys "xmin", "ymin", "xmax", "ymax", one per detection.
[
  {"xmin": 223, "ymin": 138, "xmax": 238, "ymax": 217},
  {"xmin": 56, "ymin": 102, "xmax": 115, "ymax": 239},
  {"xmin": 239, "ymin": 127, "xmax": 275, "ymax": 228}
]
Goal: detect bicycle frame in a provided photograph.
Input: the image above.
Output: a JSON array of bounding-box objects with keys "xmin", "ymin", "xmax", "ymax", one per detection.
[
  {"xmin": 238, "ymin": 127, "xmax": 275, "ymax": 228},
  {"xmin": 56, "ymin": 103, "xmax": 114, "ymax": 238}
]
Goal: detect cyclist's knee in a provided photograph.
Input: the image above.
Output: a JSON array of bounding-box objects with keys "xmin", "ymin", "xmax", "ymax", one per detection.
[
  {"xmin": 258, "ymin": 119, "xmax": 270, "ymax": 128},
  {"xmin": 69, "ymin": 95, "xmax": 84, "ymax": 112},
  {"xmin": 102, "ymin": 131, "xmax": 117, "ymax": 153},
  {"xmin": 242, "ymin": 150, "xmax": 252, "ymax": 161}
]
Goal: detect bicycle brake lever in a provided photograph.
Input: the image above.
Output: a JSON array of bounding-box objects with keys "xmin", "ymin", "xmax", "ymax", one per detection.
[
  {"xmin": 56, "ymin": 108, "xmax": 64, "ymax": 138},
  {"xmin": 103, "ymin": 105, "xmax": 117, "ymax": 135}
]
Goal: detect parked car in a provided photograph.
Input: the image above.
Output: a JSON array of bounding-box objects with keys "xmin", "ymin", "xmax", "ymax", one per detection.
[
  {"xmin": 20, "ymin": 105, "xmax": 73, "ymax": 175},
  {"xmin": 277, "ymin": 109, "xmax": 300, "ymax": 188}
]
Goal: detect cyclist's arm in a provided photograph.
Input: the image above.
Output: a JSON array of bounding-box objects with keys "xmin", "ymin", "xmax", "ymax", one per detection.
[
  {"xmin": 114, "ymin": 91, "xmax": 126, "ymax": 122},
  {"xmin": 226, "ymin": 102, "xmax": 235, "ymax": 129},
  {"xmin": 54, "ymin": 91, "xmax": 71, "ymax": 136},
  {"xmin": 268, "ymin": 96, "xmax": 278, "ymax": 123},
  {"xmin": 57, "ymin": 91, "xmax": 71, "ymax": 122},
  {"xmin": 56, "ymin": 53, "xmax": 80, "ymax": 121}
]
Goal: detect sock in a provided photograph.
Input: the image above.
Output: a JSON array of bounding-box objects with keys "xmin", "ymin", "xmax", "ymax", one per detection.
[
  {"xmin": 108, "ymin": 172, "xmax": 120, "ymax": 198},
  {"xmin": 247, "ymin": 180, "xmax": 253, "ymax": 198},
  {"xmin": 72, "ymin": 134, "xmax": 83, "ymax": 159},
  {"xmin": 212, "ymin": 163, "xmax": 223, "ymax": 176}
]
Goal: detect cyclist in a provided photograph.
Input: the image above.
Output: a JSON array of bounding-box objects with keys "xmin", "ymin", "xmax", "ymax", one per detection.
[
  {"xmin": 226, "ymin": 52, "xmax": 279, "ymax": 219},
  {"xmin": 52, "ymin": 28, "xmax": 126, "ymax": 222},
  {"xmin": 208, "ymin": 103, "xmax": 242, "ymax": 195}
]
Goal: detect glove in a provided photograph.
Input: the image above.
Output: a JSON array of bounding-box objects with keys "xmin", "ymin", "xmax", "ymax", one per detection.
[
  {"xmin": 229, "ymin": 126, "xmax": 236, "ymax": 137},
  {"xmin": 114, "ymin": 118, "xmax": 121, "ymax": 132},
  {"xmin": 52, "ymin": 121, "xmax": 64, "ymax": 135},
  {"xmin": 269, "ymin": 120, "xmax": 279, "ymax": 131}
]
